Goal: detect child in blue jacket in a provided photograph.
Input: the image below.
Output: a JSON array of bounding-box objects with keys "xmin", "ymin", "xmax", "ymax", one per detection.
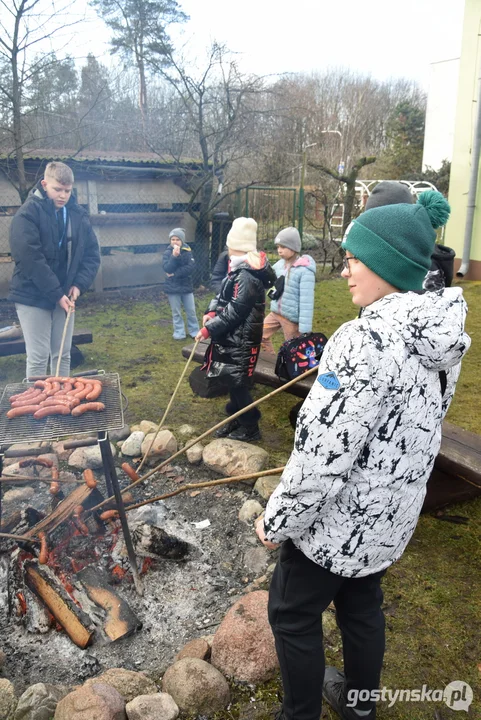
[{"xmin": 262, "ymin": 227, "xmax": 316, "ymax": 353}]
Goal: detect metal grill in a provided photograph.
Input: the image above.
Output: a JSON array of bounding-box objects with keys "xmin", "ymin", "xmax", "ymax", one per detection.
[{"xmin": 0, "ymin": 373, "xmax": 124, "ymax": 446}]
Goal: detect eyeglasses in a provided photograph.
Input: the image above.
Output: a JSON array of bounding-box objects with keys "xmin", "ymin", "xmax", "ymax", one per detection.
[{"xmin": 342, "ymin": 256, "xmax": 358, "ymax": 272}]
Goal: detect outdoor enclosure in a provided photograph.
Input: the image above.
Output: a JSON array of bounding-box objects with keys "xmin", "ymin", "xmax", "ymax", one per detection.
[{"xmin": 0, "ymin": 151, "xmax": 200, "ymax": 299}]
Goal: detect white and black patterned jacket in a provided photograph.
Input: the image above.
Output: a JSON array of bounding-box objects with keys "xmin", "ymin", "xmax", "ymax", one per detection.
[{"xmin": 264, "ymin": 288, "xmax": 471, "ymax": 577}]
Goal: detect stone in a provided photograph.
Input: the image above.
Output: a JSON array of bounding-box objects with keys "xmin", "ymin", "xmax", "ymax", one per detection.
[
  {"xmin": 238, "ymin": 499, "xmax": 264, "ymax": 523},
  {"xmin": 54, "ymin": 683, "xmax": 126, "ymax": 720},
  {"xmin": 162, "ymin": 658, "xmax": 230, "ymax": 715},
  {"xmin": 141, "ymin": 431, "xmax": 177, "ymax": 464},
  {"xmin": 254, "ymin": 474, "xmax": 281, "ymax": 500},
  {"xmin": 185, "ymin": 442, "xmax": 203, "ymax": 465},
  {"xmin": 176, "ymin": 424, "xmax": 197, "ymax": 438},
  {"xmin": 202, "ymin": 439, "xmax": 269, "ymax": 477},
  {"xmin": 121, "ymin": 432, "xmax": 145, "ymax": 457},
  {"xmin": 68, "ymin": 444, "xmax": 116, "ymax": 470},
  {"xmin": 130, "ymin": 424, "xmax": 141, "ymax": 432},
  {"xmin": 85, "ymin": 669, "xmax": 157, "ymax": 704},
  {"xmin": 125, "ymin": 693, "xmax": 178, "ymax": 720},
  {"xmin": 174, "ymin": 638, "xmax": 210, "ymax": 662},
  {"xmin": 243, "ymin": 546, "xmax": 268, "ymax": 576},
  {"xmin": 50, "ymin": 442, "xmax": 72, "ymax": 462},
  {"xmin": 211, "ymin": 591, "xmax": 278, "ymax": 683},
  {"xmin": 2, "ymin": 487, "xmax": 35, "ymax": 505},
  {"xmin": 139, "ymin": 420, "xmax": 158, "ymax": 435},
  {"xmin": 0, "ymin": 679, "xmax": 16, "ymax": 720},
  {"xmin": 58, "ymin": 471, "xmax": 77, "ymax": 485},
  {"xmin": 14, "ymin": 683, "xmax": 70, "ymax": 720},
  {"xmin": 109, "ymin": 424, "xmax": 131, "ymax": 443}
]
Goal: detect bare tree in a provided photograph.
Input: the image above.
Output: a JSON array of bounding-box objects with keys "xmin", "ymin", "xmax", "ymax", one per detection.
[
  {"xmin": 143, "ymin": 43, "xmax": 266, "ymax": 280},
  {"xmin": 0, "ymin": 0, "xmax": 87, "ymax": 200}
]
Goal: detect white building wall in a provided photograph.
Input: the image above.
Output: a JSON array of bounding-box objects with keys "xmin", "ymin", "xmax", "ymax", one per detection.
[{"xmin": 422, "ymin": 58, "xmax": 460, "ymax": 171}]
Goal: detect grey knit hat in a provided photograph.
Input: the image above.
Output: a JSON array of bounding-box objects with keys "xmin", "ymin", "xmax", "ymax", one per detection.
[
  {"xmin": 275, "ymin": 227, "xmax": 301, "ymax": 253},
  {"xmin": 365, "ymin": 182, "xmax": 414, "ymax": 210},
  {"xmin": 169, "ymin": 227, "xmax": 186, "ymax": 243}
]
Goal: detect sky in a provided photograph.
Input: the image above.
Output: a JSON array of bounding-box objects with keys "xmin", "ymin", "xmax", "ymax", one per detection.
[{"xmin": 66, "ymin": 0, "xmax": 466, "ymax": 88}]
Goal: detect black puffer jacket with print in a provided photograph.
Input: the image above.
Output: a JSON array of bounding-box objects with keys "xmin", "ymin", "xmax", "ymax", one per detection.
[{"xmin": 203, "ymin": 252, "xmax": 275, "ymax": 387}]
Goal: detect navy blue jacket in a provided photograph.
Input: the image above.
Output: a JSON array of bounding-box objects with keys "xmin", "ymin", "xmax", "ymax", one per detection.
[
  {"xmin": 8, "ymin": 183, "xmax": 100, "ymax": 310},
  {"xmin": 162, "ymin": 242, "xmax": 195, "ymax": 294}
]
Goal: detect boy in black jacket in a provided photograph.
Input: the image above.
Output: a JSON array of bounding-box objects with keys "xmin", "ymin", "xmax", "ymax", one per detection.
[
  {"xmin": 162, "ymin": 228, "xmax": 199, "ymax": 340},
  {"xmin": 196, "ymin": 217, "xmax": 276, "ymax": 442},
  {"xmin": 8, "ymin": 162, "xmax": 100, "ymax": 377}
]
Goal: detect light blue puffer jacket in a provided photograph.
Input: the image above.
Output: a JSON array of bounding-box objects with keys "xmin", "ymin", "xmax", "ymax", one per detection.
[{"xmin": 270, "ymin": 255, "xmax": 316, "ymax": 333}]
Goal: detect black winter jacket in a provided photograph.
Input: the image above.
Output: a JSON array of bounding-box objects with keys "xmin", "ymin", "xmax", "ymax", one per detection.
[
  {"xmin": 162, "ymin": 242, "xmax": 195, "ymax": 294},
  {"xmin": 203, "ymin": 253, "xmax": 276, "ymax": 387},
  {"xmin": 210, "ymin": 250, "xmax": 229, "ymax": 293},
  {"xmin": 8, "ymin": 183, "xmax": 100, "ymax": 310}
]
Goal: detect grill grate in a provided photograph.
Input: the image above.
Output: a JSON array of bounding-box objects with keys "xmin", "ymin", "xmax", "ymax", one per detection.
[{"xmin": 0, "ymin": 373, "xmax": 124, "ymax": 445}]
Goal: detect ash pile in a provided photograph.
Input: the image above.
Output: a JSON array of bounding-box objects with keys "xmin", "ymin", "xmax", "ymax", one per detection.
[{"xmin": 0, "ymin": 452, "xmax": 263, "ymax": 689}]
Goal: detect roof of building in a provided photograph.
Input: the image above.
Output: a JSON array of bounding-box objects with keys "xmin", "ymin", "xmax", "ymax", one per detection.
[{"xmin": 0, "ymin": 149, "xmax": 204, "ymax": 170}]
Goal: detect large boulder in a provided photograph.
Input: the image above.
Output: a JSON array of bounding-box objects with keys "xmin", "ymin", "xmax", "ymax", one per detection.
[
  {"xmin": 161, "ymin": 658, "xmax": 230, "ymax": 715},
  {"xmin": 211, "ymin": 591, "xmax": 278, "ymax": 683},
  {"xmin": 121, "ymin": 432, "xmax": 145, "ymax": 457},
  {"xmin": 125, "ymin": 693, "xmax": 178, "ymax": 720},
  {"xmin": 174, "ymin": 638, "xmax": 210, "ymax": 662},
  {"xmin": 68, "ymin": 444, "xmax": 116, "ymax": 470},
  {"xmin": 141, "ymin": 431, "xmax": 177, "ymax": 464},
  {"xmin": 254, "ymin": 474, "xmax": 281, "ymax": 500},
  {"xmin": 238, "ymin": 499, "xmax": 263, "ymax": 523},
  {"xmin": 14, "ymin": 683, "xmax": 70, "ymax": 720},
  {"xmin": 54, "ymin": 683, "xmax": 125, "ymax": 720},
  {"xmin": 85, "ymin": 669, "xmax": 157, "ymax": 704},
  {"xmin": 0, "ymin": 679, "xmax": 16, "ymax": 720},
  {"xmin": 202, "ymin": 439, "xmax": 268, "ymax": 477}
]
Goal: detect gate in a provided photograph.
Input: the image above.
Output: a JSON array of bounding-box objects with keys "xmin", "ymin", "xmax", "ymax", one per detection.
[{"xmin": 236, "ymin": 186, "xmax": 299, "ymax": 246}]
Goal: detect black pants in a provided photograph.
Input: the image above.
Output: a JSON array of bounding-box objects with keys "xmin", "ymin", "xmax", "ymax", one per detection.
[
  {"xmin": 268, "ymin": 540, "xmax": 386, "ymax": 720},
  {"xmin": 226, "ymin": 385, "xmax": 260, "ymax": 428}
]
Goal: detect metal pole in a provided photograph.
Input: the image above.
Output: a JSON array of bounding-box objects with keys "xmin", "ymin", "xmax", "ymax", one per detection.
[{"xmin": 98, "ymin": 432, "xmax": 143, "ymax": 596}]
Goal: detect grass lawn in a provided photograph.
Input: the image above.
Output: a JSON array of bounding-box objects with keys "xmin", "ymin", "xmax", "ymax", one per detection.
[{"xmin": 0, "ymin": 276, "xmax": 480, "ymax": 719}]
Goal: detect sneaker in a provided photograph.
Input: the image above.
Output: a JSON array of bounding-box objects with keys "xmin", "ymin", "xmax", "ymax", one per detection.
[
  {"xmin": 173, "ymin": 335, "xmax": 186, "ymax": 341},
  {"xmin": 214, "ymin": 419, "xmax": 240, "ymax": 438},
  {"xmin": 228, "ymin": 425, "xmax": 261, "ymax": 442},
  {"xmin": 323, "ymin": 667, "xmax": 376, "ymax": 720}
]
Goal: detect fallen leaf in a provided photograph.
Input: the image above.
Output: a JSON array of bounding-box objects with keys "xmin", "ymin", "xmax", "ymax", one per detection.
[
  {"xmin": 477, "ymin": 662, "xmax": 481, "ymax": 677},
  {"xmin": 190, "ymin": 491, "xmax": 201, "ymax": 497},
  {"xmin": 215, "ymin": 492, "xmax": 223, "ymax": 498},
  {"xmin": 174, "ymin": 475, "xmax": 185, "ymax": 483}
]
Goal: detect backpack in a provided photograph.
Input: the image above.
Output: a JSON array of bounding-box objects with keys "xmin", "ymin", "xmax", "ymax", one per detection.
[{"xmin": 275, "ymin": 332, "xmax": 328, "ymax": 381}]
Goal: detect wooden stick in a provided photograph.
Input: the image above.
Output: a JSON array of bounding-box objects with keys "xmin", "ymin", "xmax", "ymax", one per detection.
[
  {"xmin": 55, "ymin": 304, "xmax": 74, "ymax": 377},
  {"xmin": 138, "ymin": 339, "xmax": 200, "ymax": 472},
  {"xmin": 125, "ymin": 466, "xmax": 286, "ymax": 512},
  {"xmin": 0, "ymin": 532, "xmax": 40, "ymax": 543},
  {"xmin": 88, "ymin": 365, "xmax": 317, "ymax": 515}
]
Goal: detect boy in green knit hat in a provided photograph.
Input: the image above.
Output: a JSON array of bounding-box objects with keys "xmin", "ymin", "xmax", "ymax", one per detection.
[{"xmin": 255, "ymin": 192, "xmax": 470, "ymax": 720}]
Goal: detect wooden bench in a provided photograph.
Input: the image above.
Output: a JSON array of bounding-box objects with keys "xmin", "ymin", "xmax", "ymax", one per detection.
[
  {"xmin": 0, "ymin": 328, "xmax": 93, "ymax": 358},
  {"xmin": 182, "ymin": 341, "xmax": 481, "ymax": 511}
]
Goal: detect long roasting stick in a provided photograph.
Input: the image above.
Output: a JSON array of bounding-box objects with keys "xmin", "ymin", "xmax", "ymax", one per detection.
[
  {"xmin": 55, "ymin": 304, "xmax": 74, "ymax": 377},
  {"xmin": 89, "ymin": 365, "xmax": 318, "ymax": 514},
  {"xmin": 138, "ymin": 339, "xmax": 200, "ymax": 473},
  {"xmin": 125, "ymin": 466, "xmax": 286, "ymax": 512}
]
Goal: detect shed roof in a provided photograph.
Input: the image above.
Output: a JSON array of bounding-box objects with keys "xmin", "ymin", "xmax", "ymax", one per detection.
[{"xmin": 0, "ymin": 149, "xmax": 204, "ymax": 171}]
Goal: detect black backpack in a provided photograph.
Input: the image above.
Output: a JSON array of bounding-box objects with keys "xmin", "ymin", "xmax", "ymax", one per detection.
[{"xmin": 275, "ymin": 332, "xmax": 328, "ymax": 381}]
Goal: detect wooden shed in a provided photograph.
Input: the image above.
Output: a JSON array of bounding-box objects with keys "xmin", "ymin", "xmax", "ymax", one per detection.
[{"xmin": 0, "ymin": 150, "xmax": 202, "ymax": 298}]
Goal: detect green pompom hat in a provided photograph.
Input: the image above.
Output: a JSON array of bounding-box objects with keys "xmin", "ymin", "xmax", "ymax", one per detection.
[{"xmin": 342, "ymin": 191, "xmax": 451, "ymax": 291}]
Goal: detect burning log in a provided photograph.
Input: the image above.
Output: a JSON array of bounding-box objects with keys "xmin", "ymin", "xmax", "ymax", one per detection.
[
  {"xmin": 131, "ymin": 524, "xmax": 189, "ymax": 561},
  {"xmin": 24, "ymin": 561, "xmax": 93, "ymax": 648},
  {"xmin": 24, "ymin": 485, "xmax": 95, "ymax": 539},
  {"xmin": 76, "ymin": 566, "xmax": 142, "ymax": 642}
]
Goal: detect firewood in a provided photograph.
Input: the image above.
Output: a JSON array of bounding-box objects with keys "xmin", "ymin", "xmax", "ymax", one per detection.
[
  {"xmin": 76, "ymin": 566, "xmax": 142, "ymax": 642},
  {"xmin": 24, "ymin": 485, "xmax": 93, "ymax": 539},
  {"xmin": 24, "ymin": 561, "xmax": 93, "ymax": 648}
]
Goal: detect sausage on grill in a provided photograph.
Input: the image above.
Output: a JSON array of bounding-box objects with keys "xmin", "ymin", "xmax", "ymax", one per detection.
[
  {"xmin": 6, "ymin": 405, "xmax": 40, "ymax": 418},
  {"xmin": 83, "ymin": 469, "xmax": 97, "ymax": 489},
  {"xmin": 86, "ymin": 382, "xmax": 103, "ymax": 401},
  {"xmin": 122, "ymin": 463, "xmax": 139, "ymax": 482},
  {"xmin": 33, "ymin": 405, "xmax": 71, "ymax": 419},
  {"xmin": 19, "ymin": 458, "xmax": 54, "ymax": 468},
  {"xmin": 9, "ymin": 387, "xmax": 40, "ymax": 403},
  {"xmin": 71, "ymin": 402, "xmax": 105, "ymax": 416}
]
